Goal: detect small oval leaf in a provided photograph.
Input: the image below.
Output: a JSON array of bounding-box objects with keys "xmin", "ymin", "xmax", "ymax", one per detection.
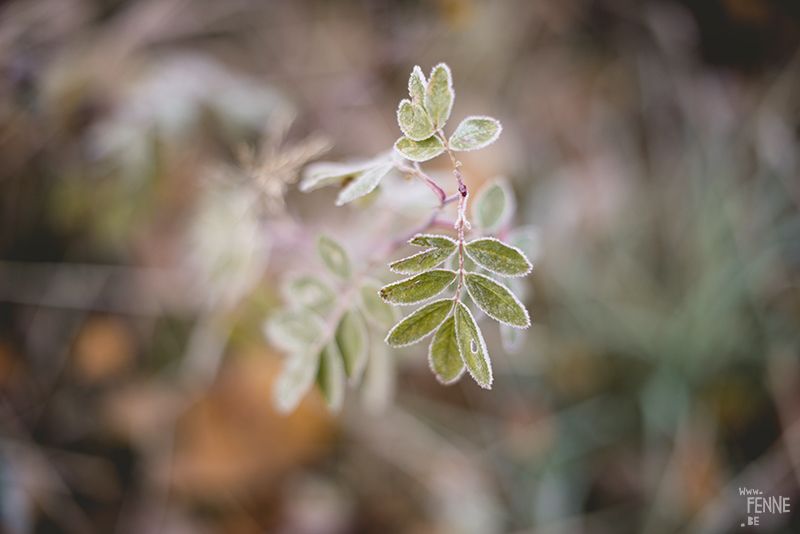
[
  {"xmin": 286, "ymin": 275, "xmax": 337, "ymax": 316},
  {"xmin": 336, "ymin": 161, "xmax": 394, "ymax": 206},
  {"xmin": 389, "ymin": 247, "xmax": 457, "ymax": 275},
  {"xmin": 385, "ymin": 298, "xmax": 452, "ymax": 347},
  {"xmin": 408, "ymin": 65, "xmax": 426, "ymax": 104},
  {"xmin": 264, "ymin": 310, "xmax": 325, "ymax": 352},
  {"xmin": 317, "ymin": 234, "xmax": 351, "ymax": 280},
  {"xmin": 316, "ymin": 342, "xmax": 346, "ymax": 411},
  {"xmin": 464, "ymin": 272, "xmax": 530, "ymax": 328},
  {"xmin": 464, "ymin": 237, "xmax": 532, "ymax": 277},
  {"xmin": 397, "ymin": 99, "xmax": 435, "ymax": 142},
  {"xmin": 472, "ymin": 177, "xmax": 515, "ymax": 231},
  {"xmin": 454, "ymin": 302, "xmax": 492, "ymax": 389},
  {"xmin": 449, "ymin": 116, "xmax": 502, "ymax": 152},
  {"xmin": 358, "ymin": 278, "xmax": 399, "ymax": 328},
  {"xmin": 335, "ymin": 309, "xmax": 368, "ymax": 383},
  {"xmin": 424, "ymin": 63, "xmax": 454, "ymax": 129},
  {"xmin": 428, "ymin": 316, "xmax": 464, "ymax": 384},
  {"xmin": 273, "ymin": 348, "xmax": 321, "ymax": 414},
  {"xmin": 394, "ymin": 135, "xmax": 445, "ymax": 162},
  {"xmin": 409, "ymin": 234, "xmax": 458, "ymax": 249},
  {"xmin": 379, "ymin": 269, "xmax": 457, "ymax": 305}
]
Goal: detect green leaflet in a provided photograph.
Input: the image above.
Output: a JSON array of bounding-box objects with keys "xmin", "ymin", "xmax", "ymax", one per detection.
[
  {"xmin": 394, "ymin": 135, "xmax": 445, "ymax": 162},
  {"xmin": 397, "ymin": 99, "xmax": 435, "ymax": 142},
  {"xmin": 335, "ymin": 161, "xmax": 394, "ymax": 206},
  {"xmin": 449, "ymin": 116, "xmax": 502, "ymax": 152},
  {"xmin": 464, "ymin": 272, "xmax": 530, "ymax": 328},
  {"xmin": 390, "ymin": 247, "xmax": 457, "ymax": 275},
  {"xmin": 454, "ymin": 302, "xmax": 492, "ymax": 388},
  {"xmin": 385, "ymin": 298, "xmax": 452, "ymax": 347},
  {"xmin": 264, "ymin": 309, "xmax": 325, "ymax": 352},
  {"xmin": 472, "ymin": 177, "xmax": 515, "ymax": 232},
  {"xmin": 409, "ymin": 234, "xmax": 457, "ymax": 249},
  {"xmin": 379, "ymin": 269, "xmax": 457, "ymax": 305},
  {"xmin": 301, "ymin": 158, "xmax": 380, "ymax": 192},
  {"xmin": 358, "ymin": 278, "xmax": 398, "ymax": 328},
  {"xmin": 316, "ymin": 342, "xmax": 346, "ymax": 411},
  {"xmin": 428, "ymin": 316, "xmax": 464, "ymax": 384},
  {"xmin": 408, "ymin": 65, "xmax": 426, "ymax": 104},
  {"xmin": 286, "ymin": 275, "xmax": 336, "ymax": 316},
  {"xmin": 335, "ymin": 308, "xmax": 368, "ymax": 382},
  {"xmin": 424, "ymin": 63, "xmax": 453, "ymax": 129},
  {"xmin": 273, "ymin": 347, "xmax": 321, "ymax": 414},
  {"xmin": 464, "ymin": 237, "xmax": 532, "ymax": 277},
  {"xmin": 317, "ymin": 234, "xmax": 351, "ymax": 280}
]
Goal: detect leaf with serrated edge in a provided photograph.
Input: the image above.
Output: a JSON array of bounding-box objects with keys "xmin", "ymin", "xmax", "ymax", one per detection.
[
  {"xmin": 454, "ymin": 302, "xmax": 492, "ymax": 388},
  {"xmin": 316, "ymin": 342, "xmax": 345, "ymax": 411},
  {"xmin": 358, "ymin": 278, "xmax": 398, "ymax": 328},
  {"xmin": 390, "ymin": 247, "xmax": 457, "ymax": 275},
  {"xmin": 264, "ymin": 310, "xmax": 325, "ymax": 352},
  {"xmin": 424, "ymin": 63, "xmax": 454, "ymax": 129},
  {"xmin": 274, "ymin": 348, "xmax": 320, "ymax": 414},
  {"xmin": 286, "ymin": 275, "xmax": 337, "ymax": 316},
  {"xmin": 394, "ymin": 136, "xmax": 445, "ymax": 162},
  {"xmin": 408, "ymin": 66, "xmax": 426, "ymax": 104},
  {"xmin": 428, "ymin": 316, "xmax": 464, "ymax": 384},
  {"xmin": 449, "ymin": 116, "xmax": 502, "ymax": 152},
  {"xmin": 335, "ymin": 309, "xmax": 368, "ymax": 383},
  {"xmin": 317, "ymin": 234, "xmax": 351, "ymax": 280},
  {"xmin": 464, "ymin": 237, "xmax": 532, "ymax": 277},
  {"xmin": 300, "ymin": 152, "xmax": 392, "ymax": 192},
  {"xmin": 385, "ymin": 298, "xmax": 452, "ymax": 347},
  {"xmin": 397, "ymin": 100, "xmax": 435, "ymax": 142},
  {"xmin": 472, "ymin": 177, "xmax": 515, "ymax": 231},
  {"xmin": 336, "ymin": 162, "xmax": 393, "ymax": 206},
  {"xmin": 465, "ymin": 272, "xmax": 530, "ymax": 328},
  {"xmin": 409, "ymin": 234, "xmax": 458, "ymax": 249},
  {"xmin": 379, "ymin": 269, "xmax": 456, "ymax": 305}
]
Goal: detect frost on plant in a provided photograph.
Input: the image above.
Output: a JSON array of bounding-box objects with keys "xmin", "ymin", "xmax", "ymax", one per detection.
[{"xmin": 266, "ymin": 63, "xmax": 536, "ymax": 413}]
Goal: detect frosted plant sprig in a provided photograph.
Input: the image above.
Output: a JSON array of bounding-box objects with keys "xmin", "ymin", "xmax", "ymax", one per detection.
[{"xmin": 266, "ymin": 63, "xmax": 534, "ymax": 413}]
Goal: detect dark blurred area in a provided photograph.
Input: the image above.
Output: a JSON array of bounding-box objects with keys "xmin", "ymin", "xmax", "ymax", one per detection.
[{"xmin": 2, "ymin": 0, "xmax": 800, "ymax": 533}]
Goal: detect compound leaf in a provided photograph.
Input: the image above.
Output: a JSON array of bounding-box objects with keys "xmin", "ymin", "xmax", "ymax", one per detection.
[
  {"xmin": 449, "ymin": 116, "xmax": 502, "ymax": 152},
  {"xmin": 472, "ymin": 177, "xmax": 515, "ymax": 231},
  {"xmin": 317, "ymin": 234, "xmax": 351, "ymax": 280},
  {"xmin": 264, "ymin": 309, "xmax": 325, "ymax": 352},
  {"xmin": 464, "ymin": 272, "xmax": 530, "ymax": 328},
  {"xmin": 428, "ymin": 316, "xmax": 464, "ymax": 384},
  {"xmin": 335, "ymin": 161, "xmax": 394, "ymax": 206},
  {"xmin": 390, "ymin": 247, "xmax": 457, "ymax": 275},
  {"xmin": 409, "ymin": 234, "xmax": 458, "ymax": 249},
  {"xmin": 273, "ymin": 348, "xmax": 321, "ymax": 414},
  {"xmin": 408, "ymin": 65, "xmax": 426, "ymax": 104},
  {"xmin": 379, "ymin": 269, "xmax": 457, "ymax": 305},
  {"xmin": 286, "ymin": 275, "xmax": 336, "ymax": 316},
  {"xmin": 335, "ymin": 309, "xmax": 368, "ymax": 382},
  {"xmin": 316, "ymin": 342, "xmax": 346, "ymax": 411},
  {"xmin": 394, "ymin": 135, "xmax": 445, "ymax": 162},
  {"xmin": 397, "ymin": 99, "xmax": 435, "ymax": 142},
  {"xmin": 454, "ymin": 302, "xmax": 492, "ymax": 389},
  {"xmin": 464, "ymin": 237, "xmax": 532, "ymax": 277},
  {"xmin": 385, "ymin": 298, "xmax": 452, "ymax": 347},
  {"xmin": 358, "ymin": 278, "xmax": 398, "ymax": 328},
  {"xmin": 424, "ymin": 63, "xmax": 454, "ymax": 129}
]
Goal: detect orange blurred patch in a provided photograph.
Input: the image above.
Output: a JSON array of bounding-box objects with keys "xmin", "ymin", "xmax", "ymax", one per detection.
[{"xmin": 71, "ymin": 316, "xmax": 136, "ymax": 383}]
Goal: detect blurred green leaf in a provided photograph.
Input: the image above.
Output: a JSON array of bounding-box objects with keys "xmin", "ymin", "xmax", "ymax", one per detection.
[
  {"xmin": 335, "ymin": 161, "xmax": 394, "ymax": 206},
  {"xmin": 408, "ymin": 65, "xmax": 426, "ymax": 104},
  {"xmin": 336, "ymin": 308, "xmax": 368, "ymax": 382},
  {"xmin": 317, "ymin": 234, "xmax": 351, "ymax": 280},
  {"xmin": 454, "ymin": 302, "xmax": 492, "ymax": 388},
  {"xmin": 428, "ymin": 316, "xmax": 464, "ymax": 384},
  {"xmin": 449, "ymin": 116, "xmax": 502, "ymax": 152},
  {"xmin": 358, "ymin": 278, "xmax": 399, "ymax": 329},
  {"xmin": 379, "ymin": 269, "xmax": 457, "ymax": 305},
  {"xmin": 300, "ymin": 158, "xmax": 380, "ymax": 192},
  {"xmin": 287, "ymin": 275, "xmax": 336, "ymax": 316},
  {"xmin": 316, "ymin": 342, "xmax": 346, "ymax": 411},
  {"xmin": 274, "ymin": 347, "xmax": 321, "ymax": 414},
  {"xmin": 397, "ymin": 100, "xmax": 435, "ymax": 142},
  {"xmin": 410, "ymin": 234, "xmax": 458, "ymax": 248},
  {"xmin": 465, "ymin": 272, "xmax": 530, "ymax": 328},
  {"xmin": 472, "ymin": 177, "xmax": 514, "ymax": 232},
  {"xmin": 394, "ymin": 135, "xmax": 445, "ymax": 162},
  {"xmin": 505, "ymin": 224, "xmax": 541, "ymax": 265},
  {"xmin": 264, "ymin": 309, "xmax": 325, "ymax": 352},
  {"xmin": 465, "ymin": 237, "xmax": 532, "ymax": 277},
  {"xmin": 386, "ymin": 298, "xmax": 452, "ymax": 347},
  {"xmin": 424, "ymin": 63, "xmax": 454, "ymax": 129},
  {"xmin": 390, "ymin": 247, "xmax": 457, "ymax": 275}
]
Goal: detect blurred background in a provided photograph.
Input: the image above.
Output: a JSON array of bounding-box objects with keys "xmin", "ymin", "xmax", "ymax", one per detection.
[{"xmin": 2, "ymin": 0, "xmax": 800, "ymax": 532}]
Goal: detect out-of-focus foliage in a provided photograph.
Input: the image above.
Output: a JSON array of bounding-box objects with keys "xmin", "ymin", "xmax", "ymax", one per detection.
[{"xmin": 2, "ymin": 0, "xmax": 800, "ymax": 533}]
